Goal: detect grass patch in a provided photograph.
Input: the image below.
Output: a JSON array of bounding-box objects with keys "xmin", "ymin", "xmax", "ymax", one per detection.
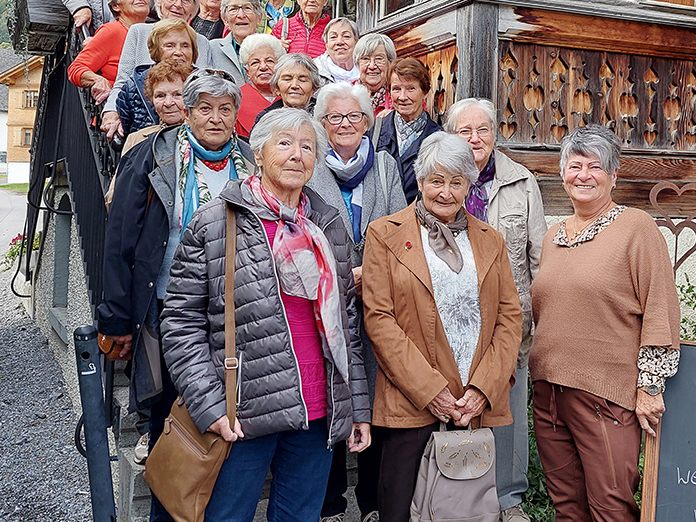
[{"xmin": 0, "ymin": 183, "xmax": 29, "ymax": 194}]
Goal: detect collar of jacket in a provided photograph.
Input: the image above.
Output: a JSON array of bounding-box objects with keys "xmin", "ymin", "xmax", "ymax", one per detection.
[
  {"xmin": 379, "ymin": 203, "xmax": 499, "ymax": 295},
  {"xmin": 219, "ymin": 35, "xmax": 243, "ymax": 76},
  {"xmin": 132, "ymin": 64, "xmax": 157, "ymax": 123},
  {"xmin": 490, "ymin": 150, "xmax": 532, "ymax": 189},
  {"xmin": 378, "ymin": 111, "xmax": 440, "ymax": 161},
  {"xmin": 219, "ymin": 178, "xmax": 341, "ymax": 230}
]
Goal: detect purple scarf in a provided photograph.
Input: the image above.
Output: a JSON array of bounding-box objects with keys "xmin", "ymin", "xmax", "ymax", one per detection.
[{"xmin": 465, "ymin": 155, "xmax": 495, "ymax": 222}]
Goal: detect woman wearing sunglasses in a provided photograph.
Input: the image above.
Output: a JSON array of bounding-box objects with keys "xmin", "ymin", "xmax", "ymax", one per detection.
[{"xmin": 308, "ymin": 82, "xmax": 406, "ymax": 522}]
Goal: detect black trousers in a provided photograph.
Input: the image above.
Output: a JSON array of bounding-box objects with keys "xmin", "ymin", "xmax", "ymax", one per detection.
[
  {"xmin": 322, "ymin": 428, "xmax": 382, "ymax": 517},
  {"xmin": 378, "ymin": 423, "xmax": 439, "ymax": 522}
]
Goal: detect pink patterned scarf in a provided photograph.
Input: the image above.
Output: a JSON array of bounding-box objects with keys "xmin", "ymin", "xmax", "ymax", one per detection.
[{"xmin": 242, "ymin": 176, "xmax": 349, "ymax": 381}]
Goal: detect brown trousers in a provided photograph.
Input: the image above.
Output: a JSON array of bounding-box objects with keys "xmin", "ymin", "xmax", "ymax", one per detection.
[{"xmin": 533, "ymin": 381, "xmax": 641, "ymax": 522}]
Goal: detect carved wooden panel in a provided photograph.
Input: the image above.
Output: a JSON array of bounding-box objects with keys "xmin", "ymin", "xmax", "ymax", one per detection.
[
  {"xmin": 413, "ymin": 44, "xmax": 458, "ymax": 126},
  {"xmin": 497, "ymin": 41, "xmax": 696, "ymax": 152}
]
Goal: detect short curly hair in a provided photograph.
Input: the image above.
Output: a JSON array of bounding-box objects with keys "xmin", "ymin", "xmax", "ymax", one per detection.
[
  {"xmin": 143, "ymin": 60, "xmax": 192, "ymax": 102},
  {"xmin": 147, "ymin": 18, "xmax": 199, "ymax": 64}
]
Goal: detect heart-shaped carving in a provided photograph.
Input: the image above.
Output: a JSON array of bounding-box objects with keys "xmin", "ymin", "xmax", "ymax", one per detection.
[{"xmin": 649, "ymin": 181, "xmax": 696, "ymax": 273}]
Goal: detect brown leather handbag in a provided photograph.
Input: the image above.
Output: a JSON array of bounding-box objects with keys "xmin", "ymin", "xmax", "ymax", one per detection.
[{"xmin": 144, "ymin": 205, "xmax": 238, "ymax": 522}]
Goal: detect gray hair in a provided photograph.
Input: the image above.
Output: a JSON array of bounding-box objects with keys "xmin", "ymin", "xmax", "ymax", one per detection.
[
  {"xmin": 444, "ymin": 98, "xmax": 497, "ymax": 134},
  {"xmin": 250, "ymin": 107, "xmax": 328, "ymax": 168},
  {"xmin": 314, "ymin": 82, "xmax": 375, "ymax": 129},
  {"xmin": 559, "ymin": 124, "xmax": 621, "ymax": 176},
  {"xmin": 221, "ymin": 0, "xmax": 262, "ymax": 17},
  {"xmin": 353, "ymin": 33, "xmax": 397, "ymax": 64},
  {"xmin": 270, "ymin": 53, "xmax": 322, "ymax": 92},
  {"xmin": 322, "ymin": 17, "xmax": 359, "ymax": 43},
  {"xmin": 415, "ymin": 131, "xmax": 479, "ymax": 184},
  {"xmin": 239, "ymin": 33, "xmax": 286, "ymax": 66},
  {"xmin": 154, "ymin": 0, "xmax": 200, "ymax": 21},
  {"xmin": 183, "ymin": 72, "xmax": 242, "ymax": 110}
]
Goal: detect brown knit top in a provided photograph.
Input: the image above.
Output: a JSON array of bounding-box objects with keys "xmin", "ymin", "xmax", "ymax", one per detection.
[{"xmin": 530, "ymin": 207, "xmax": 681, "ymax": 410}]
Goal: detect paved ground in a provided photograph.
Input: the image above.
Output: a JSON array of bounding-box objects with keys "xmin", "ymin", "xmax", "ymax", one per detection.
[{"xmin": 0, "ymin": 188, "xmax": 92, "ymax": 521}]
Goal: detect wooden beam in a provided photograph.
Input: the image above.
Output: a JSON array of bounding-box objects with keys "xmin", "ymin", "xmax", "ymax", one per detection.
[
  {"xmin": 456, "ymin": 2, "xmax": 499, "ymax": 100},
  {"xmin": 498, "ymin": 6, "xmax": 696, "ymax": 59}
]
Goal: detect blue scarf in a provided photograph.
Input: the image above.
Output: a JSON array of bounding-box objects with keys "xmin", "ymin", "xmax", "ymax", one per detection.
[{"xmin": 265, "ymin": 0, "xmax": 294, "ymax": 29}]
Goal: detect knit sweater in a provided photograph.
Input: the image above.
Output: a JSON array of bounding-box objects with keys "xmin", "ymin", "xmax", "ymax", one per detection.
[
  {"xmin": 67, "ymin": 20, "xmax": 128, "ymax": 85},
  {"xmin": 529, "ymin": 207, "xmax": 681, "ymax": 410}
]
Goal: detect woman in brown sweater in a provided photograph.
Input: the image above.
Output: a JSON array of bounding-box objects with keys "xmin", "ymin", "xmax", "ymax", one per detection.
[{"xmin": 530, "ymin": 124, "xmax": 681, "ymax": 522}]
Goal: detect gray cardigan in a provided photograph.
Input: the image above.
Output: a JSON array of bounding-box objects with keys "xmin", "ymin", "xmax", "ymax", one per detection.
[
  {"xmin": 103, "ymin": 23, "xmax": 213, "ymax": 113},
  {"xmin": 209, "ymin": 36, "xmax": 246, "ymax": 86}
]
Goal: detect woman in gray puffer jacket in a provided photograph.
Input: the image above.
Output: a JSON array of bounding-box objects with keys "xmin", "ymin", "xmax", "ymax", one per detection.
[{"xmin": 160, "ymin": 108, "xmax": 371, "ymax": 522}]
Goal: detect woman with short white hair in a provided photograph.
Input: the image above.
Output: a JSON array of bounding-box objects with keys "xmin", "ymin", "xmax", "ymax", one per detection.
[
  {"xmin": 315, "ymin": 17, "xmax": 360, "ymax": 85},
  {"xmin": 353, "ymin": 33, "xmax": 397, "ymax": 115},
  {"xmin": 236, "ymin": 33, "xmax": 286, "ymax": 139},
  {"xmin": 160, "ymin": 107, "xmax": 372, "ymax": 521}
]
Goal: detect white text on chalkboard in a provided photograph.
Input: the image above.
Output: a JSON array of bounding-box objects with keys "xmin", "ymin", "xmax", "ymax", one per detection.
[{"xmin": 676, "ymin": 467, "xmax": 696, "ymax": 485}]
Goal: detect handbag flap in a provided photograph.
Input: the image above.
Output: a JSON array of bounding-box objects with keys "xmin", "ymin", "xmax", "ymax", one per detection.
[{"xmin": 432, "ymin": 428, "xmax": 495, "ymax": 480}]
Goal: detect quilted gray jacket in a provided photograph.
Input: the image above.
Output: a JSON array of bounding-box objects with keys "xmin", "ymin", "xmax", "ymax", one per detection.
[{"xmin": 160, "ymin": 180, "xmax": 370, "ymax": 445}]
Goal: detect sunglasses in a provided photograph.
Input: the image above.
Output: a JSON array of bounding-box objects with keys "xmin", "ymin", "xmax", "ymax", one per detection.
[{"xmin": 189, "ymin": 68, "xmax": 236, "ymax": 84}]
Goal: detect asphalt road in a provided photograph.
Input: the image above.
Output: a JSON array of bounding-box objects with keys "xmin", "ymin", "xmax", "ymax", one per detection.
[{"xmin": 0, "ymin": 189, "xmax": 28, "ymax": 256}]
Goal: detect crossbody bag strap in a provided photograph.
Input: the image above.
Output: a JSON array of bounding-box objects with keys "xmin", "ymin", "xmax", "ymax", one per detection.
[
  {"xmin": 224, "ymin": 204, "xmax": 238, "ymax": 424},
  {"xmin": 371, "ymin": 115, "xmax": 383, "ymax": 150},
  {"xmin": 281, "ymin": 16, "xmax": 289, "ymax": 40},
  {"xmin": 376, "ymin": 151, "xmax": 388, "ymax": 209}
]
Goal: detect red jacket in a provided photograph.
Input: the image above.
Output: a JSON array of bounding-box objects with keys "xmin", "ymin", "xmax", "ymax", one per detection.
[
  {"xmin": 236, "ymin": 82, "xmax": 279, "ymax": 139},
  {"xmin": 67, "ymin": 20, "xmax": 128, "ymax": 86},
  {"xmin": 271, "ymin": 13, "xmax": 329, "ymax": 58}
]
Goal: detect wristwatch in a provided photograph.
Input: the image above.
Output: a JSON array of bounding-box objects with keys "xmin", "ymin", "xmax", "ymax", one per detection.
[{"xmin": 641, "ymin": 384, "xmax": 661, "ymax": 396}]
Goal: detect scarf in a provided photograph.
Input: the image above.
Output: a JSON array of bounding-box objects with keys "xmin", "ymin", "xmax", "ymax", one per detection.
[
  {"xmin": 240, "ymin": 175, "xmax": 349, "ymax": 382},
  {"xmin": 371, "ymin": 85, "xmax": 387, "ymax": 112},
  {"xmin": 394, "ymin": 111, "xmax": 428, "ymax": 154},
  {"xmin": 316, "ymin": 52, "xmax": 360, "ymax": 83},
  {"xmin": 177, "ymin": 125, "xmax": 249, "ymax": 234},
  {"xmin": 465, "ymin": 155, "xmax": 495, "ymax": 222},
  {"xmin": 265, "ymin": 0, "xmax": 294, "ymax": 30},
  {"xmin": 326, "ymin": 137, "xmax": 374, "ymax": 242},
  {"xmin": 415, "ymin": 198, "xmax": 468, "ymax": 273}
]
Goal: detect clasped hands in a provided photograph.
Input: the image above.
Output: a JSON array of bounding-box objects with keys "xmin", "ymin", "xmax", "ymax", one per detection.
[{"xmin": 426, "ymin": 386, "xmax": 487, "ymax": 427}]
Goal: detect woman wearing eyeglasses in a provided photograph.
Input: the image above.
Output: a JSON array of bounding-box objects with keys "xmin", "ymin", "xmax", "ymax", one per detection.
[
  {"xmin": 353, "ymin": 33, "xmax": 396, "ymax": 117},
  {"xmin": 443, "ymin": 98, "xmax": 547, "ymax": 522},
  {"xmin": 308, "ymin": 82, "xmax": 406, "ymax": 522}
]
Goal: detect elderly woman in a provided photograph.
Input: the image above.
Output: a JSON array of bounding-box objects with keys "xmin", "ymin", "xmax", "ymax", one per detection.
[
  {"xmin": 159, "ymin": 108, "xmax": 371, "ymax": 521},
  {"xmin": 236, "ymin": 33, "xmax": 286, "ymax": 139},
  {"xmin": 254, "ymin": 53, "xmax": 321, "ymax": 124},
  {"xmin": 115, "ymin": 19, "xmax": 197, "ymax": 137},
  {"xmin": 362, "ymin": 131, "xmax": 521, "ymax": 522},
  {"xmin": 100, "ymin": 0, "xmax": 212, "ymax": 140},
  {"xmin": 67, "ymin": 0, "xmax": 150, "ymax": 104},
  {"xmin": 309, "ymin": 82, "xmax": 405, "ymax": 522},
  {"xmin": 259, "ymin": 0, "xmax": 297, "ymax": 33},
  {"xmin": 375, "ymin": 57, "xmax": 440, "ymax": 204},
  {"xmin": 530, "ymin": 124, "xmax": 681, "ymax": 522},
  {"xmin": 210, "ymin": 0, "xmax": 263, "ymax": 85},
  {"xmin": 443, "ymin": 98, "xmax": 547, "ymax": 522},
  {"xmin": 97, "ymin": 71, "xmax": 252, "ymax": 520},
  {"xmin": 315, "ymin": 17, "xmax": 359, "ymax": 85},
  {"xmin": 354, "ymin": 33, "xmax": 396, "ymax": 117},
  {"xmin": 271, "ymin": 0, "xmax": 330, "ymax": 58},
  {"xmin": 191, "ymin": 0, "xmax": 225, "ymax": 40}
]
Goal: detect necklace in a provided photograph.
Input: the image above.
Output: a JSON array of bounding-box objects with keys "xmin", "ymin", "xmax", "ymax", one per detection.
[
  {"xmin": 201, "ymin": 158, "xmax": 229, "ymax": 172},
  {"xmin": 568, "ymin": 202, "xmax": 616, "ymax": 239}
]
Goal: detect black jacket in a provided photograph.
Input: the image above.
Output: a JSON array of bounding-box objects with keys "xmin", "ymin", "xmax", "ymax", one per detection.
[
  {"xmin": 116, "ymin": 64, "xmax": 157, "ymax": 136},
  {"xmin": 375, "ymin": 111, "xmax": 441, "ymax": 204}
]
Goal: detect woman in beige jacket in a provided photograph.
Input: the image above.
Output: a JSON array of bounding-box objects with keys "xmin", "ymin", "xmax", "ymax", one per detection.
[{"xmin": 362, "ymin": 131, "xmax": 522, "ymax": 522}]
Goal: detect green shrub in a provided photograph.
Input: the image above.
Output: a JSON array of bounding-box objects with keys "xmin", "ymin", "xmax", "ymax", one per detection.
[
  {"xmin": 679, "ymin": 274, "xmax": 696, "ymax": 341},
  {"xmin": 523, "ymin": 391, "xmax": 555, "ymax": 521}
]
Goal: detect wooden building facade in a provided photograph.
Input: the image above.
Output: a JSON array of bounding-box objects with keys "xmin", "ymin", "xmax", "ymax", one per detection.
[{"xmin": 355, "ymin": 0, "xmax": 696, "ymax": 215}]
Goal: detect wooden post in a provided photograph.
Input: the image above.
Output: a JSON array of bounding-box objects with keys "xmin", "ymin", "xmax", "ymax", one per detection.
[
  {"xmin": 640, "ymin": 425, "xmax": 661, "ymax": 522},
  {"xmin": 456, "ymin": 2, "xmax": 499, "ymax": 101}
]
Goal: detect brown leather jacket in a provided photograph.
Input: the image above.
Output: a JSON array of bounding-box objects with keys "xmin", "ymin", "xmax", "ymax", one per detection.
[{"xmin": 362, "ymin": 205, "xmax": 522, "ymax": 429}]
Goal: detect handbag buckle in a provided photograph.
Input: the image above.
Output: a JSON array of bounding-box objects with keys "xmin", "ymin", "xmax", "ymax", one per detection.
[{"xmin": 224, "ymin": 357, "xmax": 239, "ymax": 370}]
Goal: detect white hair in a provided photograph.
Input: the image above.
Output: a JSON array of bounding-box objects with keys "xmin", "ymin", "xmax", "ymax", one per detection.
[
  {"xmin": 154, "ymin": 0, "xmax": 200, "ymax": 21},
  {"xmin": 182, "ymin": 73, "xmax": 242, "ymax": 110},
  {"xmin": 314, "ymin": 82, "xmax": 374, "ymax": 129},
  {"xmin": 239, "ymin": 33, "xmax": 286, "ymax": 66},
  {"xmin": 415, "ymin": 132, "xmax": 479, "ymax": 184},
  {"xmin": 322, "ymin": 17, "xmax": 359, "ymax": 43},
  {"xmin": 353, "ymin": 33, "xmax": 397, "ymax": 64},
  {"xmin": 220, "ymin": 0, "xmax": 262, "ymax": 17},
  {"xmin": 443, "ymin": 98, "xmax": 497, "ymax": 134},
  {"xmin": 270, "ymin": 53, "xmax": 322, "ymax": 92},
  {"xmin": 250, "ymin": 108, "xmax": 329, "ymax": 167}
]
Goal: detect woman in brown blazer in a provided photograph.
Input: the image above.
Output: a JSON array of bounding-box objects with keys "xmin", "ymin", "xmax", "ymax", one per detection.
[{"xmin": 362, "ymin": 131, "xmax": 522, "ymax": 522}]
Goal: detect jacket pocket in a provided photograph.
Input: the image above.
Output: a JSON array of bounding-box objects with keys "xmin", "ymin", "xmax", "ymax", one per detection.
[{"xmin": 594, "ymin": 402, "xmax": 618, "ymax": 489}]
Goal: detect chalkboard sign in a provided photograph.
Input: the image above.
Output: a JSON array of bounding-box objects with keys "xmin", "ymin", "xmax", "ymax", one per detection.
[{"xmin": 641, "ymin": 342, "xmax": 696, "ymax": 522}]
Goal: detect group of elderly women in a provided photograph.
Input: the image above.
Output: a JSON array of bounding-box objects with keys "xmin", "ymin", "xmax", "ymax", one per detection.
[{"xmin": 87, "ymin": 3, "xmax": 682, "ymax": 522}]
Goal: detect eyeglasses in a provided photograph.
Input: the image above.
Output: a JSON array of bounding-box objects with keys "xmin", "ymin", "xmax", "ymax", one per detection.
[
  {"xmin": 358, "ymin": 55, "xmax": 388, "ymax": 68},
  {"xmin": 323, "ymin": 111, "xmax": 366, "ymax": 125},
  {"xmin": 227, "ymin": 4, "xmax": 256, "ymax": 15},
  {"xmin": 457, "ymin": 126, "xmax": 492, "ymax": 139},
  {"xmin": 189, "ymin": 68, "xmax": 236, "ymax": 83}
]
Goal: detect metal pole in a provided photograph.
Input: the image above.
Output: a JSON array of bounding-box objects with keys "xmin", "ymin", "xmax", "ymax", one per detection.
[{"xmin": 74, "ymin": 325, "xmax": 116, "ymax": 522}]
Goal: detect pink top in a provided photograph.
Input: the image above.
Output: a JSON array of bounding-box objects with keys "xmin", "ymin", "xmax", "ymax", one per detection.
[{"xmin": 262, "ymin": 220, "xmax": 328, "ymax": 421}]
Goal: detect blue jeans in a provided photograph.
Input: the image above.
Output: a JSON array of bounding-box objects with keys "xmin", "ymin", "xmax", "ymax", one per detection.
[
  {"xmin": 493, "ymin": 365, "xmax": 529, "ymax": 510},
  {"xmin": 205, "ymin": 419, "xmax": 333, "ymax": 522}
]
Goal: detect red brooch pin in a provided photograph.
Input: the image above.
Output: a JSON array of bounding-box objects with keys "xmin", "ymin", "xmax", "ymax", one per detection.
[{"xmin": 404, "ymin": 241, "xmax": 412, "ymax": 250}]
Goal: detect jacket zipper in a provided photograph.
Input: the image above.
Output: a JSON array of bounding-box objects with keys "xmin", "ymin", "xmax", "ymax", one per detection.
[{"xmin": 594, "ymin": 403, "xmax": 618, "ymax": 489}]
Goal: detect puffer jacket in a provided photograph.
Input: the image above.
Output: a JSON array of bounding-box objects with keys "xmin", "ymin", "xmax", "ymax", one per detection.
[
  {"xmin": 487, "ymin": 150, "xmax": 547, "ymax": 367},
  {"xmin": 116, "ymin": 64, "xmax": 157, "ymax": 136},
  {"xmin": 160, "ymin": 180, "xmax": 371, "ymax": 445}
]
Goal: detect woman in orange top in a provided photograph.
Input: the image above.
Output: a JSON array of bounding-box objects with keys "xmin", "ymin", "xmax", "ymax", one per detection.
[{"xmin": 67, "ymin": 0, "xmax": 150, "ymax": 104}]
